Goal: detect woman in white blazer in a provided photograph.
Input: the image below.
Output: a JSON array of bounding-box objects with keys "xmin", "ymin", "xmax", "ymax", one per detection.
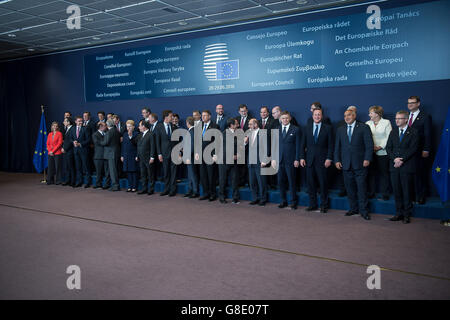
[{"xmin": 366, "ymin": 106, "xmax": 392, "ymax": 200}]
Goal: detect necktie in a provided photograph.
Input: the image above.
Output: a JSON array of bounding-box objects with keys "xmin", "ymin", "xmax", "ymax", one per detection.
[
  {"xmin": 202, "ymin": 124, "xmax": 207, "ymax": 136},
  {"xmin": 314, "ymin": 124, "xmax": 319, "ymax": 143},
  {"xmin": 240, "ymin": 117, "xmax": 245, "ymax": 129},
  {"xmin": 408, "ymin": 114, "xmax": 414, "ymax": 127},
  {"xmin": 217, "ymin": 116, "xmax": 221, "ymax": 124},
  {"xmin": 167, "ymin": 124, "xmax": 171, "ymax": 138},
  {"xmin": 399, "ymin": 128, "xmax": 405, "ymax": 142},
  {"xmin": 76, "ymin": 126, "xmax": 80, "ymax": 138},
  {"xmin": 262, "ymin": 119, "xmax": 266, "ymax": 129},
  {"xmin": 282, "ymin": 126, "xmax": 287, "ymax": 138},
  {"xmin": 347, "ymin": 125, "xmax": 352, "ymax": 143}
]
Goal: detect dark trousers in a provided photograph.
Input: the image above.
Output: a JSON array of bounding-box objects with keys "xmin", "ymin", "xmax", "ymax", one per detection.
[
  {"xmin": 47, "ymin": 154, "xmax": 62, "ymax": 184},
  {"xmin": 219, "ymin": 164, "xmax": 239, "ymax": 200},
  {"xmin": 162, "ymin": 158, "xmax": 177, "ymax": 193},
  {"xmin": 306, "ymin": 163, "xmax": 329, "ymax": 209},
  {"xmin": 139, "ymin": 158, "xmax": 155, "ymax": 192},
  {"xmin": 368, "ymin": 155, "xmax": 391, "ymax": 197},
  {"xmin": 238, "ymin": 164, "xmax": 248, "ymax": 187},
  {"xmin": 248, "ymin": 164, "xmax": 267, "ymax": 202},
  {"xmin": 278, "ymin": 162, "xmax": 297, "ymax": 205},
  {"xmin": 106, "ymin": 158, "xmax": 119, "ymax": 188},
  {"xmin": 94, "ymin": 159, "xmax": 109, "ymax": 187},
  {"xmin": 63, "ymin": 152, "xmax": 75, "ymax": 185},
  {"xmin": 187, "ymin": 164, "xmax": 199, "ymax": 194},
  {"xmin": 200, "ymin": 163, "xmax": 216, "ymax": 197},
  {"xmin": 74, "ymin": 148, "xmax": 91, "ymax": 185},
  {"xmin": 343, "ymin": 168, "xmax": 369, "ymax": 215},
  {"xmin": 391, "ymin": 170, "xmax": 414, "ymax": 218},
  {"xmin": 126, "ymin": 172, "xmax": 138, "ymax": 189},
  {"xmin": 414, "ymin": 154, "xmax": 429, "ymax": 200}
]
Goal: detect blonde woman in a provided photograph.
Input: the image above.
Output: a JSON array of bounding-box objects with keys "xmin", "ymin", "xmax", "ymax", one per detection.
[
  {"xmin": 121, "ymin": 120, "xmax": 138, "ymax": 192},
  {"xmin": 366, "ymin": 106, "xmax": 392, "ymax": 200}
]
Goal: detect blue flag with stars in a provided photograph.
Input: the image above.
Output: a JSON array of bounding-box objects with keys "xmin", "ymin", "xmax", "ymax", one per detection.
[
  {"xmin": 432, "ymin": 106, "xmax": 450, "ymax": 202},
  {"xmin": 33, "ymin": 112, "xmax": 48, "ymax": 173}
]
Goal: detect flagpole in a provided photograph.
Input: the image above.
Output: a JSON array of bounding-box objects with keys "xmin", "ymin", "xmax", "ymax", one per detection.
[{"xmin": 41, "ymin": 105, "xmax": 47, "ymax": 184}]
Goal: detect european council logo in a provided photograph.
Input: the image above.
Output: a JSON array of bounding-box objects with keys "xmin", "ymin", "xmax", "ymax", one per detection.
[{"xmin": 203, "ymin": 43, "xmax": 239, "ymax": 81}]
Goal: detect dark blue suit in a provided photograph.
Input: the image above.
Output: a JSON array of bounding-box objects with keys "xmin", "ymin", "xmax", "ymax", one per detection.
[
  {"xmin": 121, "ymin": 131, "xmax": 138, "ymax": 189},
  {"xmin": 70, "ymin": 125, "xmax": 92, "ymax": 186},
  {"xmin": 214, "ymin": 115, "xmax": 228, "ymax": 132},
  {"xmin": 300, "ymin": 122, "xmax": 334, "ymax": 209},
  {"xmin": 186, "ymin": 127, "xmax": 199, "ymax": 195},
  {"xmin": 278, "ymin": 124, "xmax": 302, "ymax": 205},
  {"xmin": 334, "ymin": 122, "xmax": 374, "ymax": 216}
]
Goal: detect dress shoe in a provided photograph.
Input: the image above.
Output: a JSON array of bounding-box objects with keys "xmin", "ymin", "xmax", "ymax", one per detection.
[
  {"xmin": 362, "ymin": 214, "xmax": 371, "ymax": 220},
  {"xmin": 199, "ymin": 195, "xmax": 209, "ymax": 201},
  {"xmin": 184, "ymin": 193, "xmax": 192, "ymax": 198},
  {"xmin": 102, "ymin": 186, "xmax": 110, "ymax": 190},
  {"xmin": 83, "ymin": 184, "xmax": 90, "ymax": 188},
  {"xmin": 169, "ymin": 192, "xmax": 176, "ymax": 197},
  {"xmin": 338, "ymin": 190, "xmax": 347, "ymax": 197},
  {"xmin": 219, "ymin": 198, "xmax": 227, "ymax": 204},
  {"xmin": 382, "ymin": 195, "xmax": 390, "ymax": 201},
  {"xmin": 232, "ymin": 199, "xmax": 240, "ymax": 204},
  {"xmin": 278, "ymin": 202, "xmax": 288, "ymax": 209},
  {"xmin": 73, "ymin": 184, "xmax": 82, "ymax": 188},
  {"xmin": 320, "ymin": 208, "xmax": 328, "ymax": 213},
  {"xmin": 62, "ymin": 182, "xmax": 70, "ymax": 186},
  {"xmin": 345, "ymin": 211, "xmax": 357, "ymax": 216},
  {"xmin": 93, "ymin": 185, "xmax": 101, "ymax": 189},
  {"xmin": 290, "ymin": 204, "xmax": 297, "ymax": 210},
  {"xmin": 367, "ymin": 193, "xmax": 375, "ymax": 199},
  {"xmin": 418, "ymin": 197, "xmax": 426, "ymax": 205},
  {"xmin": 137, "ymin": 189, "xmax": 147, "ymax": 194},
  {"xmin": 110, "ymin": 187, "xmax": 120, "ymax": 192},
  {"xmin": 160, "ymin": 191, "xmax": 169, "ymax": 196},
  {"xmin": 126, "ymin": 188, "xmax": 132, "ymax": 192},
  {"xmin": 259, "ymin": 201, "xmax": 266, "ymax": 206},
  {"xmin": 190, "ymin": 193, "xmax": 199, "ymax": 198},
  {"xmin": 403, "ymin": 217, "xmax": 411, "ymax": 224},
  {"xmin": 209, "ymin": 196, "xmax": 217, "ymax": 202},
  {"xmin": 306, "ymin": 206, "xmax": 318, "ymax": 211},
  {"xmin": 389, "ymin": 215, "xmax": 404, "ymax": 221},
  {"xmin": 46, "ymin": 182, "xmax": 54, "ymax": 185},
  {"xmin": 148, "ymin": 190, "xmax": 154, "ymax": 195},
  {"xmin": 249, "ymin": 200, "xmax": 259, "ymax": 205}
]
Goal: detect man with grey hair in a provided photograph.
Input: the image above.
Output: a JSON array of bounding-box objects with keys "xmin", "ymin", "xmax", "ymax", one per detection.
[{"xmin": 101, "ymin": 119, "xmax": 121, "ymax": 191}]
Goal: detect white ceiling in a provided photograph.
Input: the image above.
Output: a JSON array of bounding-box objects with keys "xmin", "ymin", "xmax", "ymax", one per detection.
[{"xmin": 0, "ymin": 0, "xmax": 369, "ymax": 61}]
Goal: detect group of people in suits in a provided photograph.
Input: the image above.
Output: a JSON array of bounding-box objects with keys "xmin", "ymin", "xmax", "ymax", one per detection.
[{"xmin": 46, "ymin": 96, "xmax": 432, "ymax": 224}]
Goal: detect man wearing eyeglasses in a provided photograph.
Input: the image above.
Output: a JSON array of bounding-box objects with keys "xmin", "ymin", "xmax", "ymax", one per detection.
[
  {"xmin": 386, "ymin": 110, "xmax": 419, "ymax": 224},
  {"xmin": 406, "ymin": 96, "xmax": 432, "ymax": 204}
]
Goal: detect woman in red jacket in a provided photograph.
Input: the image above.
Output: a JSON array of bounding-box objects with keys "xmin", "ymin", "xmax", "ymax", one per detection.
[{"xmin": 46, "ymin": 121, "xmax": 63, "ymax": 185}]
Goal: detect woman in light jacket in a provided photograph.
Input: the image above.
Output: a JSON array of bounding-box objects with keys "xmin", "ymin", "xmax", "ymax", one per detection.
[{"xmin": 366, "ymin": 106, "xmax": 392, "ymax": 200}]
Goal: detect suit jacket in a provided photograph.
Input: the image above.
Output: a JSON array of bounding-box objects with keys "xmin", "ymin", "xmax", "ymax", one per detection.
[
  {"xmin": 63, "ymin": 126, "xmax": 75, "ymax": 154},
  {"xmin": 154, "ymin": 122, "xmax": 177, "ymax": 159},
  {"xmin": 334, "ymin": 122, "xmax": 374, "ymax": 170},
  {"xmin": 136, "ymin": 130, "xmax": 156, "ymax": 161},
  {"xmin": 214, "ymin": 115, "xmax": 228, "ymax": 132},
  {"xmin": 300, "ymin": 122, "xmax": 334, "ymax": 167},
  {"xmin": 92, "ymin": 130, "xmax": 106, "ymax": 160},
  {"xmin": 101, "ymin": 128, "xmax": 121, "ymax": 160},
  {"xmin": 259, "ymin": 117, "xmax": 275, "ymax": 130},
  {"xmin": 409, "ymin": 110, "xmax": 432, "ymax": 152},
  {"xmin": 47, "ymin": 131, "xmax": 63, "ymax": 155},
  {"xmin": 278, "ymin": 124, "xmax": 302, "ymax": 164},
  {"xmin": 247, "ymin": 129, "xmax": 270, "ymax": 166},
  {"xmin": 83, "ymin": 120, "xmax": 96, "ymax": 140},
  {"xmin": 70, "ymin": 126, "xmax": 90, "ymax": 153},
  {"xmin": 237, "ymin": 116, "xmax": 250, "ymax": 131},
  {"xmin": 115, "ymin": 121, "xmax": 126, "ymax": 136},
  {"xmin": 386, "ymin": 127, "xmax": 419, "ymax": 173}
]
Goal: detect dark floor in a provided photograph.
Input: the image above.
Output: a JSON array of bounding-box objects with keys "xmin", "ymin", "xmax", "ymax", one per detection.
[{"xmin": 0, "ymin": 172, "xmax": 449, "ymax": 299}]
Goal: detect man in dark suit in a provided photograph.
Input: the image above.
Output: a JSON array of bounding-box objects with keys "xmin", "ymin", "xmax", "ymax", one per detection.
[
  {"xmin": 136, "ymin": 120, "xmax": 156, "ymax": 195},
  {"xmin": 247, "ymin": 118, "xmax": 269, "ymax": 206},
  {"xmin": 306, "ymin": 102, "xmax": 332, "ymax": 126},
  {"xmin": 184, "ymin": 117, "xmax": 199, "ymax": 198},
  {"xmin": 154, "ymin": 110, "xmax": 178, "ymax": 196},
  {"xmin": 272, "ymin": 111, "xmax": 302, "ymax": 210},
  {"xmin": 217, "ymin": 118, "xmax": 241, "ymax": 204},
  {"xmin": 198, "ymin": 110, "xmax": 219, "ymax": 201},
  {"xmin": 237, "ymin": 104, "xmax": 250, "ymax": 131},
  {"xmin": 215, "ymin": 104, "xmax": 228, "ymax": 132},
  {"xmin": 113, "ymin": 114, "xmax": 126, "ymax": 136},
  {"xmin": 101, "ymin": 119, "xmax": 121, "ymax": 191},
  {"xmin": 335, "ymin": 109, "xmax": 374, "ymax": 220},
  {"xmin": 386, "ymin": 110, "xmax": 419, "ymax": 224},
  {"xmin": 258, "ymin": 106, "xmax": 274, "ymax": 131},
  {"xmin": 61, "ymin": 117, "xmax": 75, "ymax": 186},
  {"xmin": 96, "ymin": 111, "xmax": 106, "ymax": 125},
  {"xmin": 91, "ymin": 121, "xmax": 110, "ymax": 189},
  {"xmin": 71, "ymin": 116, "xmax": 92, "ymax": 188},
  {"xmin": 300, "ymin": 109, "xmax": 334, "ymax": 213},
  {"xmin": 407, "ymin": 95, "xmax": 432, "ymax": 204}
]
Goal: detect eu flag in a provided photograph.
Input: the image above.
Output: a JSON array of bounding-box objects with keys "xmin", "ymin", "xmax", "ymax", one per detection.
[
  {"xmin": 33, "ymin": 112, "xmax": 48, "ymax": 173},
  {"xmin": 216, "ymin": 60, "xmax": 239, "ymax": 80},
  {"xmin": 432, "ymin": 106, "xmax": 450, "ymax": 202}
]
